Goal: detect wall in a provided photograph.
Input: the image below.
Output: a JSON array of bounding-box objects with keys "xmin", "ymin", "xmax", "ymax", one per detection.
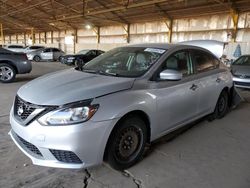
[{"xmin": 2, "ymin": 12, "xmax": 250, "ymax": 58}]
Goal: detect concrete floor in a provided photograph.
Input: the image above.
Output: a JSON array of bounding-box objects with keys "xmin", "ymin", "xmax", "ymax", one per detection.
[{"xmin": 0, "ymin": 62, "xmax": 250, "ymax": 188}]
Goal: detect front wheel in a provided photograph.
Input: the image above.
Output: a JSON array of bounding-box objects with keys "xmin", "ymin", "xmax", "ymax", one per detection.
[
  {"xmin": 105, "ymin": 115, "xmax": 148, "ymax": 170},
  {"xmin": 0, "ymin": 63, "xmax": 16, "ymax": 83}
]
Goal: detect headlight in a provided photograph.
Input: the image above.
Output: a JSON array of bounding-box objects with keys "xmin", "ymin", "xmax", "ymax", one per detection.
[{"xmin": 38, "ymin": 105, "xmax": 99, "ymax": 126}]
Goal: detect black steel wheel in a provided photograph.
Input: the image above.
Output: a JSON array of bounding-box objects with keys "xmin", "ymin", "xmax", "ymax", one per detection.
[
  {"xmin": 208, "ymin": 90, "xmax": 229, "ymax": 121},
  {"xmin": 105, "ymin": 115, "xmax": 147, "ymax": 170}
]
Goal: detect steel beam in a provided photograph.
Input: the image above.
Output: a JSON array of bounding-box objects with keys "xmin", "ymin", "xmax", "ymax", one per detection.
[
  {"xmin": 230, "ymin": 8, "xmax": 239, "ymax": 42},
  {"xmin": 0, "ymin": 23, "xmax": 4, "ymax": 45}
]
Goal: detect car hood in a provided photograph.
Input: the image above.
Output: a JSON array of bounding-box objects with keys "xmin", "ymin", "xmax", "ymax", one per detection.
[
  {"xmin": 17, "ymin": 69, "xmax": 135, "ymax": 105},
  {"xmin": 231, "ymin": 65, "xmax": 250, "ymax": 76}
]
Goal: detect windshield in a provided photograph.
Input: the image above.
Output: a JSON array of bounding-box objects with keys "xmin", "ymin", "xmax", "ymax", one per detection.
[
  {"xmin": 77, "ymin": 50, "xmax": 89, "ymax": 55},
  {"xmin": 233, "ymin": 56, "xmax": 250, "ymax": 66},
  {"xmin": 82, "ymin": 47, "xmax": 166, "ymax": 77}
]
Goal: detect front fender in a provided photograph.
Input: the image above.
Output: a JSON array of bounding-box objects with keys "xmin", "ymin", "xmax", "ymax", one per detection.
[{"xmin": 92, "ymin": 90, "xmax": 158, "ymax": 140}]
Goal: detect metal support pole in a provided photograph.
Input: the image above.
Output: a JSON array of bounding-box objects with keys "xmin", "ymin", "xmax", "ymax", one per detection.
[
  {"xmin": 168, "ymin": 19, "xmax": 173, "ymax": 43},
  {"xmin": 124, "ymin": 24, "xmax": 130, "ymax": 43},
  {"xmin": 39, "ymin": 32, "xmax": 41, "ymax": 44},
  {"xmin": 51, "ymin": 31, "xmax": 53, "ymax": 44},
  {"xmin": 45, "ymin": 32, "xmax": 47, "ymax": 44},
  {"xmin": 0, "ymin": 23, "xmax": 4, "ymax": 45},
  {"xmin": 31, "ymin": 28, "xmax": 35, "ymax": 45},
  {"xmin": 231, "ymin": 9, "xmax": 239, "ymax": 42},
  {"xmin": 74, "ymin": 29, "xmax": 78, "ymax": 54},
  {"xmin": 97, "ymin": 27, "xmax": 100, "ymax": 44},
  {"xmin": 93, "ymin": 27, "xmax": 100, "ymax": 44},
  {"xmin": 24, "ymin": 33, "xmax": 26, "ymax": 46}
]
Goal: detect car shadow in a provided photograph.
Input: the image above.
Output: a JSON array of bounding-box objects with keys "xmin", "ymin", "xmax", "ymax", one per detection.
[
  {"xmin": 143, "ymin": 98, "xmax": 248, "ymax": 159},
  {"xmin": 143, "ymin": 117, "xmax": 205, "ymax": 159},
  {"xmin": 14, "ymin": 76, "xmax": 40, "ymax": 83}
]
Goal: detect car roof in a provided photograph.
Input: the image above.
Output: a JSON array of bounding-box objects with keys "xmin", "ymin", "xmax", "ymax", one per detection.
[{"xmin": 127, "ymin": 43, "xmax": 179, "ymax": 50}]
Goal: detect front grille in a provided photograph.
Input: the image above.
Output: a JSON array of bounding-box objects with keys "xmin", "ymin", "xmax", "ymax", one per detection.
[
  {"xmin": 14, "ymin": 96, "xmax": 36, "ymax": 121},
  {"xmin": 234, "ymin": 74, "xmax": 250, "ymax": 79},
  {"xmin": 50, "ymin": 149, "xmax": 82, "ymax": 164},
  {"xmin": 234, "ymin": 81, "xmax": 250, "ymax": 87},
  {"xmin": 17, "ymin": 134, "xmax": 43, "ymax": 157}
]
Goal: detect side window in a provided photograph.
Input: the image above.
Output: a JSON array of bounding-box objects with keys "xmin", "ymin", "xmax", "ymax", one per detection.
[
  {"xmin": 192, "ymin": 50, "xmax": 218, "ymax": 73},
  {"xmin": 52, "ymin": 48, "xmax": 60, "ymax": 52},
  {"xmin": 43, "ymin": 48, "xmax": 51, "ymax": 53},
  {"xmin": 97, "ymin": 50, "xmax": 103, "ymax": 55},
  {"xmin": 162, "ymin": 51, "xmax": 192, "ymax": 76}
]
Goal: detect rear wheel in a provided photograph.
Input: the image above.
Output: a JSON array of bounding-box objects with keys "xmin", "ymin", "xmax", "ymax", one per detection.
[
  {"xmin": 0, "ymin": 63, "xmax": 16, "ymax": 83},
  {"xmin": 33, "ymin": 55, "xmax": 41, "ymax": 62},
  {"xmin": 208, "ymin": 90, "xmax": 229, "ymax": 120},
  {"xmin": 105, "ymin": 115, "xmax": 147, "ymax": 170}
]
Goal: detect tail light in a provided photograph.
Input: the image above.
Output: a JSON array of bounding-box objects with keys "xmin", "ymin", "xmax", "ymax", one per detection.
[{"xmin": 21, "ymin": 54, "xmax": 28, "ymax": 60}]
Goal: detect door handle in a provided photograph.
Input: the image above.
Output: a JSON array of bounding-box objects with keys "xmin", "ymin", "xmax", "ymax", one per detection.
[
  {"xmin": 190, "ymin": 84, "xmax": 198, "ymax": 91},
  {"xmin": 216, "ymin": 77, "xmax": 221, "ymax": 83}
]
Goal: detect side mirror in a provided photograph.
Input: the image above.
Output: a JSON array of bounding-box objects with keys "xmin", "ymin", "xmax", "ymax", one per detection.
[{"xmin": 159, "ymin": 69, "xmax": 183, "ymax": 81}]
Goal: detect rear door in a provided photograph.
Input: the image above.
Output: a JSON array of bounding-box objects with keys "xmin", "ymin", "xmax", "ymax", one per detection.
[
  {"xmin": 41, "ymin": 48, "xmax": 52, "ymax": 60},
  {"xmin": 190, "ymin": 49, "xmax": 223, "ymax": 115}
]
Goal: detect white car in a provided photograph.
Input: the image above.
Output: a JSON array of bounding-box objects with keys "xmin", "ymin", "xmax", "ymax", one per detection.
[{"xmin": 4, "ymin": 45, "xmax": 24, "ymax": 53}]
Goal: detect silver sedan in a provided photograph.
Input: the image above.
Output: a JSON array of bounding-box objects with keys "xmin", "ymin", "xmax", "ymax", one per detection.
[
  {"xmin": 26, "ymin": 47, "xmax": 65, "ymax": 62},
  {"xmin": 231, "ymin": 55, "xmax": 250, "ymax": 89},
  {"xmin": 9, "ymin": 43, "xmax": 234, "ymax": 170}
]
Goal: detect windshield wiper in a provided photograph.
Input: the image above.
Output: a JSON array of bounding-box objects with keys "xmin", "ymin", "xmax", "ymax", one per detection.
[
  {"xmin": 81, "ymin": 68, "xmax": 120, "ymax": 77},
  {"xmin": 81, "ymin": 69, "xmax": 99, "ymax": 73},
  {"xmin": 98, "ymin": 70, "xmax": 119, "ymax": 77}
]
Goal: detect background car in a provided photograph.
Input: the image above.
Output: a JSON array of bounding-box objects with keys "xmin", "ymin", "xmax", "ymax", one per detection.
[
  {"xmin": 24, "ymin": 45, "xmax": 44, "ymax": 53},
  {"xmin": 60, "ymin": 49, "xmax": 105, "ymax": 66},
  {"xmin": 0, "ymin": 48, "xmax": 32, "ymax": 83},
  {"xmin": 4, "ymin": 45, "xmax": 24, "ymax": 53},
  {"xmin": 26, "ymin": 47, "xmax": 65, "ymax": 62},
  {"xmin": 231, "ymin": 55, "xmax": 250, "ymax": 89}
]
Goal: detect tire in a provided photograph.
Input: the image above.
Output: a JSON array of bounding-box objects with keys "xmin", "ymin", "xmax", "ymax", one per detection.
[
  {"xmin": 58, "ymin": 56, "xmax": 62, "ymax": 62},
  {"xmin": 33, "ymin": 55, "xmax": 41, "ymax": 62},
  {"xmin": 75, "ymin": 59, "xmax": 84, "ymax": 69},
  {"xmin": 105, "ymin": 115, "xmax": 148, "ymax": 170},
  {"xmin": 208, "ymin": 90, "xmax": 229, "ymax": 120},
  {"xmin": 0, "ymin": 63, "xmax": 16, "ymax": 83}
]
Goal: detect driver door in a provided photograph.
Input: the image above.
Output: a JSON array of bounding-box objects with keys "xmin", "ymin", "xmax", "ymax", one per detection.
[{"xmin": 152, "ymin": 50, "xmax": 200, "ymax": 134}]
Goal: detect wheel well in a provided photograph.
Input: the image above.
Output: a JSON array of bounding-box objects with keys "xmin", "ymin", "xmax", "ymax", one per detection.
[
  {"xmin": 33, "ymin": 55, "xmax": 40, "ymax": 59},
  {"xmin": 103, "ymin": 110, "xmax": 151, "ymax": 160},
  {"xmin": 0, "ymin": 60, "xmax": 18, "ymax": 73}
]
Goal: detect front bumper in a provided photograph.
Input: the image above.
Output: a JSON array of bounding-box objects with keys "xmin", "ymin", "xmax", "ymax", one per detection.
[
  {"xmin": 18, "ymin": 60, "xmax": 32, "ymax": 74},
  {"xmin": 233, "ymin": 76, "xmax": 250, "ymax": 89},
  {"xmin": 60, "ymin": 58, "xmax": 75, "ymax": 65},
  {"xmin": 9, "ymin": 111, "xmax": 116, "ymax": 169}
]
